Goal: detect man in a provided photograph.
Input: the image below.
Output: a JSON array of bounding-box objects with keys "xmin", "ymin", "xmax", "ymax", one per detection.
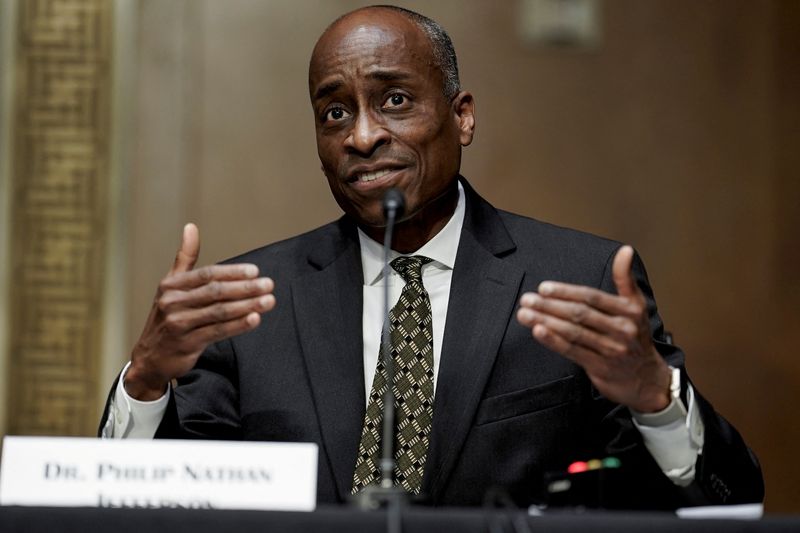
[{"xmin": 100, "ymin": 6, "xmax": 763, "ymax": 509}]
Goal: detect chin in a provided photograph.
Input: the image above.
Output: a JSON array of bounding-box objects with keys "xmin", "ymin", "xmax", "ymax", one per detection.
[{"xmin": 346, "ymin": 207, "xmax": 386, "ymax": 229}]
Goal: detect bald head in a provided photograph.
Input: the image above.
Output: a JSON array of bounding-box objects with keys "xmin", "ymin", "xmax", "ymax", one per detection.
[{"xmin": 311, "ymin": 6, "xmax": 460, "ymax": 100}]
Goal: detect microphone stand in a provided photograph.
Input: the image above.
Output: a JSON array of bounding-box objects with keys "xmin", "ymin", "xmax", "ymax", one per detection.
[{"xmin": 352, "ymin": 189, "xmax": 407, "ymax": 533}]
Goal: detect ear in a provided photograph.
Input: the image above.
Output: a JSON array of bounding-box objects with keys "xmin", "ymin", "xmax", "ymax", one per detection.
[{"xmin": 452, "ymin": 91, "xmax": 476, "ymax": 147}]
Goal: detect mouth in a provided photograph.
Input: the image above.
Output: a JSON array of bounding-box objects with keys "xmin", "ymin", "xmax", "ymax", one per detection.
[
  {"xmin": 345, "ymin": 165, "xmax": 406, "ymax": 190},
  {"xmin": 353, "ymin": 168, "xmax": 393, "ymax": 183}
]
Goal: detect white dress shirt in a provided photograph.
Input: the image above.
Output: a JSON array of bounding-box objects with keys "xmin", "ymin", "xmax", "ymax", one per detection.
[
  {"xmin": 358, "ymin": 181, "xmax": 465, "ymax": 398},
  {"xmin": 103, "ymin": 182, "xmax": 703, "ymax": 485}
]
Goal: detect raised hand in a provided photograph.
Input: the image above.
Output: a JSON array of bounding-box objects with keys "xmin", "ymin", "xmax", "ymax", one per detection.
[
  {"xmin": 124, "ymin": 223, "xmax": 276, "ymax": 400},
  {"xmin": 516, "ymin": 245, "xmax": 670, "ymax": 413}
]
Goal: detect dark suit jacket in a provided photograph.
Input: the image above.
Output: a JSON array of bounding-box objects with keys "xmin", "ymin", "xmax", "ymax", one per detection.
[{"xmin": 101, "ymin": 179, "xmax": 763, "ymax": 509}]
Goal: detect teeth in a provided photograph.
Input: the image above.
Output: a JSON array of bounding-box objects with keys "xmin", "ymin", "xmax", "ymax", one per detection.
[{"xmin": 357, "ymin": 169, "xmax": 391, "ymax": 182}]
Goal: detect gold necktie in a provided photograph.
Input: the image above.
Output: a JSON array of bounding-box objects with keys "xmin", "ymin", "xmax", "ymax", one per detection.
[{"xmin": 352, "ymin": 255, "xmax": 435, "ymax": 494}]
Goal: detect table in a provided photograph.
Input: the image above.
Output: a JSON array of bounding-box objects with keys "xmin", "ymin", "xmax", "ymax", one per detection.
[{"xmin": 1, "ymin": 505, "xmax": 798, "ymax": 532}]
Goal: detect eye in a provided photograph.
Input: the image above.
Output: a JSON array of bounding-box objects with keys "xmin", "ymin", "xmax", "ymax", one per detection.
[
  {"xmin": 383, "ymin": 93, "xmax": 407, "ymax": 108},
  {"xmin": 323, "ymin": 106, "xmax": 350, "ymax": 122}
]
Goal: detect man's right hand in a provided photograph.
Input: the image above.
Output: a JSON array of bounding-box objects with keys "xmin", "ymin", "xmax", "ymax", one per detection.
[{"xmin": 124, "ymin": 223, "xmax": 276, "ymax": 401}]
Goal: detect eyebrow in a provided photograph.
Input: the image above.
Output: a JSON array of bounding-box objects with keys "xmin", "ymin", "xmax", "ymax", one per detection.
[
  {"xmin": 312, "ymin": 70, "xmax": 413, "ymax": 101},
  {"xmin": 367, "ymin": 70, "xmax": 411, "ymax": 84},
  {"xmin": 313, "ymin": 80, "xmax": 343, "ymax": 102}
]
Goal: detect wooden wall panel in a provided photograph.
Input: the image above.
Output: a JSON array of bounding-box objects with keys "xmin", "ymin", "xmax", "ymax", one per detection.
[{"xmin": 5, "ymin": 0, "xmax": 112, "ymax": 436}]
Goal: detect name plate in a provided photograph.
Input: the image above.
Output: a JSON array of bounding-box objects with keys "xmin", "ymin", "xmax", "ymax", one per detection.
[{"xmin": 0, "ymin": 436, "xmax": 318, "ymax": 511}]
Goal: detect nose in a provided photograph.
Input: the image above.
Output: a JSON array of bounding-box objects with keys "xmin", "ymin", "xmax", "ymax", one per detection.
[{"xmin": 344, "ymin": 110, "xmax": 390, "ymax": 156}]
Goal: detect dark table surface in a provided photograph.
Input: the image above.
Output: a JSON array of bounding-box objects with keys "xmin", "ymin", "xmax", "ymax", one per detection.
[{"xmin": 1, "ymin": 505, "xmax": 798, "ymax": 533}]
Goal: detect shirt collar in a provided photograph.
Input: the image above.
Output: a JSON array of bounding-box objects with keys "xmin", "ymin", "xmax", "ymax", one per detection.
[{"xmin": 359, "ymin": 181, "xmax": 465, "ymax": 285}]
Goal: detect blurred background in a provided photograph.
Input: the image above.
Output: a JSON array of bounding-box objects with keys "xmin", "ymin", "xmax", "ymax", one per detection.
[{"xmin": 0, "ymin": 0, "xmax": 797, "ymax": 512}]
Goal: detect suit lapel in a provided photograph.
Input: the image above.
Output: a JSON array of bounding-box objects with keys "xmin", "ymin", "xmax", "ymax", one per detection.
[
  {"xmin": 292, "ymin": 221, "xmax": 365, "ymax": 501},
  {"xmin": 424, "ymin": 181, "xmax": 525, "ymax": 500}
]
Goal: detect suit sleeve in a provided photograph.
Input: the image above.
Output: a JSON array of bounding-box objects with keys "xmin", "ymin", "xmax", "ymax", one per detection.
[{"xmin": 153, "ymin": 337, "xmax": 243, "ymax": 440}]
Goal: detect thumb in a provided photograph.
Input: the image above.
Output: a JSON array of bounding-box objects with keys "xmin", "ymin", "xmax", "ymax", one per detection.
[
  {"xmin": 612, "ymin": 245, "xmax": 637, "ymax": 298},
  {"xmin": 169, "ymin": 223, "xmax": 200, "ymax": 275}
]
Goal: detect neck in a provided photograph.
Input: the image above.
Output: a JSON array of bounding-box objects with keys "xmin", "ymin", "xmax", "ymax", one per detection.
[{"xmin": 363, "ymin": 182, "xmax": 459, "ymax": 254}]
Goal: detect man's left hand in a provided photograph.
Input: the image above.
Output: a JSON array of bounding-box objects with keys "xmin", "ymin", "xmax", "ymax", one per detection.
[{"xmin": 516, "ymin": 245, "xmax": 671, "ymax": 413}]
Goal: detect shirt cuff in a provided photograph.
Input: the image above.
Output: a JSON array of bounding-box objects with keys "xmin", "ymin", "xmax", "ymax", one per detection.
[
  {"xmin": 102, "ymin": 361, "xmax": 169, "ymax": 439},
  {"xmin": 630, "ymin": 367, "xmax": 705, "ymax": 486}
]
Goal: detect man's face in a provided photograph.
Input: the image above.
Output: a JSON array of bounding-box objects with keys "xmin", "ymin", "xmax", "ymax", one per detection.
[{"xmin": 308, "ymin": 9, "xmax": 474, "ymax": 232}]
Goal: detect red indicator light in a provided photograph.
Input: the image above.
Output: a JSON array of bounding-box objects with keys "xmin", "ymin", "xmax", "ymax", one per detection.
[{"xmin": 567, "ymin": 461, "xmax": 588, "ymax": 474}]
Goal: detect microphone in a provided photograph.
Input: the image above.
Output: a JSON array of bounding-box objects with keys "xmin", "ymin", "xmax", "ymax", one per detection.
[
  {"xmin": 382, "ymin": 188, "xmax": 406, "ymax": 222},
  {"xmin": 352, "ymin": 189, "xmax": 409, "ymax": 527},
  {"xmin": 379, "ymin": 188, "xmax": 404, "ymax": 490}
]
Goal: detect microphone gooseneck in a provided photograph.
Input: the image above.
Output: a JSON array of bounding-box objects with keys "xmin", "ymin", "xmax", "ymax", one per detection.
[
  {"xmin": 350, "ymin": 189, "xmax": 408, "ymax": 533},
  {"xmin": 379, "ymin": 188, "xmax": 408, "ymax": 533},
  {"xmin": 379, "ymin": 187, "xmax": 405, "ymax": 490}
]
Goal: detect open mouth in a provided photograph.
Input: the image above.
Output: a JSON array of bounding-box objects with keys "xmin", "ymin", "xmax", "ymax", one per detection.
[
  {"xmin": 354, "ymin": 168, "xmax": 392, "ymax": 183},
  {"xmin": 346, "ymin": 166, "xmax": 406, "ymax": 189}
]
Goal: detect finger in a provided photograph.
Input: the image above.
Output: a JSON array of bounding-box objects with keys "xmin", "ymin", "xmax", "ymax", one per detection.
[
  {"xmin": 160, "ymin": 277, "xmax": 274, "ymax": 311},
  {"xmin": 519, "ymin": 293, "xmax": 637, "ymax": 338},
  {"xmin": 170, "ymin": 223, "xmax": 200, "ymax": 275},
  {"xmin": 612, "ymin": 245, "xmax": 638, "ymax": 299},
  {"xmin": 160, "ymin": 263, "xmax": 260, "ymax": 291},
  {"xmin": 182, "ymin": 312, "xmax": 263, "ymax": 347},
  {"xmin": 530, "ymin": 323, "xmax": 599, "ymax": 371},
  {"xmin": 164, "ymin": 294, "xmax": 276, "ymax": 333},
  {"xmin": 519, "ymin": 308, "xmax": 629, "ymax": 358},
  {"xmin": 533, "ymin": 283, "xmax": 639, "ymax": 318}
]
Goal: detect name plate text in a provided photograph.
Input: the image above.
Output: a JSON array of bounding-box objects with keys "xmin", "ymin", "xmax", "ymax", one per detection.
[{"xmin": 0, "ymin": 436, "xmax": 318, "ymax": 511}]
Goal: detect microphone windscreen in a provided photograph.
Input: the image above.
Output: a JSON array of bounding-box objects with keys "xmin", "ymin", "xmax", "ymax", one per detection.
[{"xmin": 382, "ymin": 188, "xmax": 406, "ymax": 220}]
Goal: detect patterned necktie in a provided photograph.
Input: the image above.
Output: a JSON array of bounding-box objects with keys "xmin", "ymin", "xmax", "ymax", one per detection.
[{"xmin": 352, "ymin": 255, "xmax": 435, "ymax": 494}]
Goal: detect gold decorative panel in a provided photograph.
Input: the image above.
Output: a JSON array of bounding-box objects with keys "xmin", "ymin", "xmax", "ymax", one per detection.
[{"xmin": 6, "ymin": 0, "xmax": 112, "ymax": 435}]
